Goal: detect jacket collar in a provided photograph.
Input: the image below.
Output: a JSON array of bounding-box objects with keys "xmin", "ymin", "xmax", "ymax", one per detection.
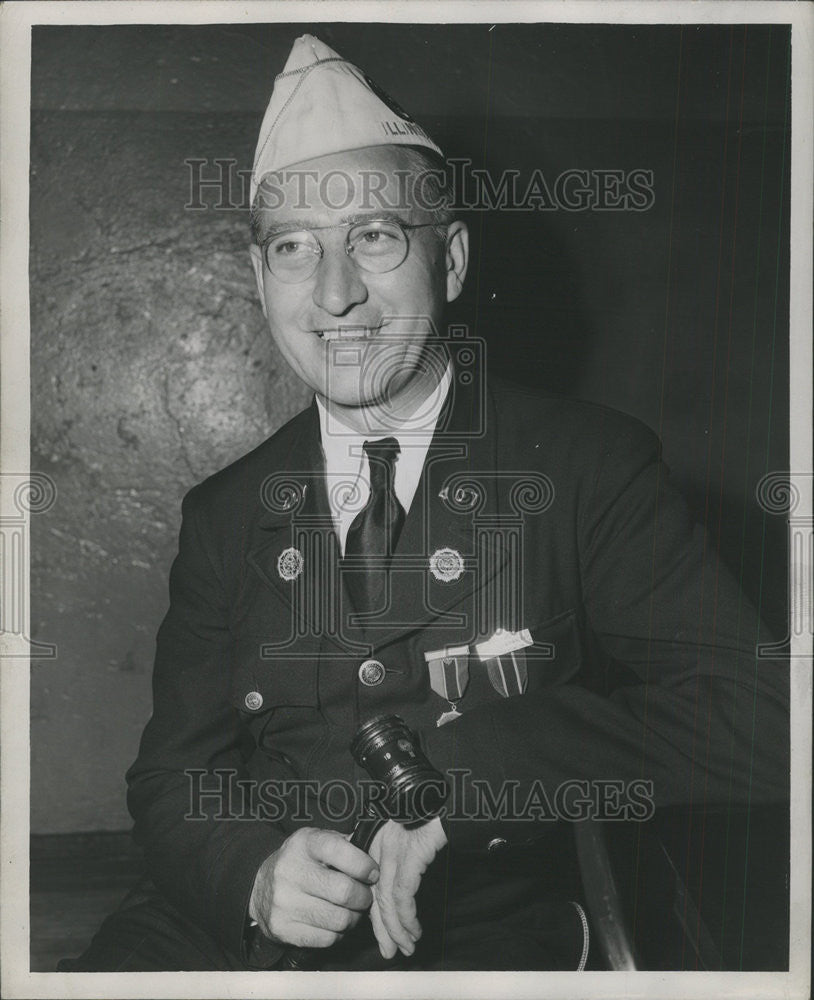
[{"xmin": 246, "ymin": 372, "xmax": 508, "ymax": 652}]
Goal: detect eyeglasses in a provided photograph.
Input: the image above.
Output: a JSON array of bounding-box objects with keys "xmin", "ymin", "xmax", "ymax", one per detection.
[{"xmin": 260, "ymin": 219, "xmax": 443, "ymax": 284}]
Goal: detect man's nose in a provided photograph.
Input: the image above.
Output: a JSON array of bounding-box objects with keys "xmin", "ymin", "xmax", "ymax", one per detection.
[{"xmin": 311, "ymin": 243, "xmax": 368, "ymax": 316}]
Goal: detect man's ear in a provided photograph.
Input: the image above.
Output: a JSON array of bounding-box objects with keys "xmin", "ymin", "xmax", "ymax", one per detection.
[
  {"xmin": 445, "ymin": 220, "xmax": 469, "ymax": 303},
  {"xmin": 248, "ymin": 244, "xmax": 268, "ymax": 318}
]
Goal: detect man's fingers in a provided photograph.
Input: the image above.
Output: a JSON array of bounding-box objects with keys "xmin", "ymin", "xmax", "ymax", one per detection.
[
  {"xmin": 375, "ymin": 893, "xmax": 416, "ymax": 954},
  {"xmin": 391, "ymin": 877, "xmax": 421, "ymax": 940},
  {"xmin": 308, "ymin": 865, "xmax": 374, "ymax": 912},
  {"xmin": 374, "ymin": 860, "xmax": 417, "ymax": 955},
  {"xmin": 365, "ymin": 819, "xmax": 444, "ymax": 956},
  {"xmin": 306, "ymin": 829, "xmax": 380, "ymax": 883},
  {"xmin": 271, "ymin": 890, "xmax": 361, "ymax": 939},
  {"xmin": 302, "ymin": 896, "xmax": 361, "ymax": 935},
  {"xmin": 284, "ymin": 919, "xmax": 343, "ymax": 950},
  {"xmin": 369, "ymin": 899, "xmax": 398, "ymax": 960}
]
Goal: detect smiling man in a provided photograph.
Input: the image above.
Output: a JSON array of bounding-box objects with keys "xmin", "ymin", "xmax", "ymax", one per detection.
[
  {"xmin": 60, "ymin": 34, "xmax": 788, "ymax": 973},
  {"xmin": 248, "ymin": 143, "xmax": 468, "ymax": 423},
  {"xmin": 243, "ymin": 125, "xmax": 470, "ymax": 964}
]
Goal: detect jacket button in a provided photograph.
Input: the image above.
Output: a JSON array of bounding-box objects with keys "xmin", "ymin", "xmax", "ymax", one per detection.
[
  {"xmin": 244, "ymin": 690, "xmax": 264, "ymax": 711},
  {"xmin": 358, "ymin": 659, "xmax": 386, "ymax": 686},
  {"xmin": 487, "ymin": 836, "xmax": 508, "ymax": 853}
]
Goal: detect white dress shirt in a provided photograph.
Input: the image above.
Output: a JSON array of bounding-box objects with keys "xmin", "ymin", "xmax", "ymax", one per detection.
[{"xmin": 315, "ymin": 366, "xmax": 452, "ymax": 554}]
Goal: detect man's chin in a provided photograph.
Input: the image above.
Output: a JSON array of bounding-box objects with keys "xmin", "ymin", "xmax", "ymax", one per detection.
[
  {"xmin": 315, "ymin": 378, "xmax": 413, "ymax": 415},
  {"xmin": 321, "ymin": 389, "xmax": 387, "ymax": 410}
]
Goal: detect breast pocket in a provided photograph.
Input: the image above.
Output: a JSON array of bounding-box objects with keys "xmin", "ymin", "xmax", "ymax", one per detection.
[{"xmin": 230, "ymin": 635, "xmax": 324, "ymax": 778}]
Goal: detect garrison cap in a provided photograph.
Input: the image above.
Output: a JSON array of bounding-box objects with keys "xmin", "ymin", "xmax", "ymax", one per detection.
[{"xmin": 251, "ymin": 34, "xmax": 443, "ymax": 204}]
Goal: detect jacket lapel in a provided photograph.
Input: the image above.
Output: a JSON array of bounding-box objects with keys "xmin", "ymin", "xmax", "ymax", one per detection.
[
  {"xmin": 245, "ymin": 400, "xmax": 363, "ymax": 654},
  {"xmin": 245, "ymin": 375, "xmax": 512, "ymax": 653},
  {"xmin": 361, "ymin": 377, "xmax": 510, "ymax": 650}
]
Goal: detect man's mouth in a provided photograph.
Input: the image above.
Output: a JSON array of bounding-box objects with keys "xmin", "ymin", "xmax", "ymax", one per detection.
[{"xmin": 316, "ymin": 326, "xmax": 382, "ymax": 342}]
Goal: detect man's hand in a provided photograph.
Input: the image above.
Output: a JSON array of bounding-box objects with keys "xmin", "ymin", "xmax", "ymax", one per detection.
[
  {"xmin": 249, "ymin": 827, "xmax": 379, "ymax": 948},
  {"xmin": 368, "ymin": 816, "xmax": 447, "ymax": 959}
]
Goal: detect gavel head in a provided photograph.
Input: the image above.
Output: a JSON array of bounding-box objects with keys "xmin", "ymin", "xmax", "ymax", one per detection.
[{"xmin": 350, "ymin": 714, "xmax": 448, "ymax": 825}]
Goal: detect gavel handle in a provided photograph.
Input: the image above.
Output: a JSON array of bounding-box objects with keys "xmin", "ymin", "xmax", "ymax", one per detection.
[{"xmin": 280, "ymin": 812, "xmax": 387, "ymax": 971}]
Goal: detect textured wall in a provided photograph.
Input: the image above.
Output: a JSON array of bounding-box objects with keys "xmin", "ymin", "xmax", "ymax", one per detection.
[
  {"xmin": 28, "ymin": 23, "xmax": 789, "ymax": 832},
  {"xmin": 29, "ymin": 109, "xmax": 312, "ymax": 827}
]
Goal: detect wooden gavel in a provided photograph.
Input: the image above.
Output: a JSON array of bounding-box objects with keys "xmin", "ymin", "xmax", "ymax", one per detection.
[{"xmin": 281, "ymin": 714, "xmax": 448, "ymax": 970}]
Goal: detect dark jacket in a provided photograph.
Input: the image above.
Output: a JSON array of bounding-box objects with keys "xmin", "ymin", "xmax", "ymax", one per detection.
[{"xmin": 126, "ymin": 372, "xmax": 789, "ymax": 964}]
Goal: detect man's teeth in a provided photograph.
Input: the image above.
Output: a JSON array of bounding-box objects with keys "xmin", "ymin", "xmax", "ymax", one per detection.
[{"xmin": 318, "ymin": 328, "xmax": 377, "ymax": 341}]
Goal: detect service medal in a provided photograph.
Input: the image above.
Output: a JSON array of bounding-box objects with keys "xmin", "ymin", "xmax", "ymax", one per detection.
[
  {"xmin": 424, "ymin": 644, "xmax": 469, "ymax": 725},
  {"xmin": 435, "ymin": 707, "xmax": 462, "ymax": 726}
]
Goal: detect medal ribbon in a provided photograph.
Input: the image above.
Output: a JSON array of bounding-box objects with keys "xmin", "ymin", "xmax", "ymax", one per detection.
[
  {"xmin": 485, "ymin": 650, "xmax": 528, "ymax": 697},
  {"xmin": 425, "ymin": 646, "xmax": 470, "ymax": 703}
]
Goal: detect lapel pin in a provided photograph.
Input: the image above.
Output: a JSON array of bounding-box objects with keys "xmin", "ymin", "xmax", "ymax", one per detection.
[
  {"xmin": 277, "ymin": 546, "xmax": 304, "ymax": 581},
  {"xmin": 280, "ymin": 482, "xmax": 306, "ymax": 512},
  {"xmin": 429, "ymin": 547, "xmax": 464, "ymax": 583},
  {"xmin": 289, "ymin": 483, "xmax": 307, "ymax": 510}
]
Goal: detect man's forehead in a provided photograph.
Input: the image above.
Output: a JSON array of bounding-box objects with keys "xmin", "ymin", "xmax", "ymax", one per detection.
[
  {"xmin": 254, "ymin": 145, "xmax": 438, "ymax": 228},
  {"xmin": 261, "ymin": 145, "xmax": 426, "ymax": 193},
  {"xmin": 261, "ymin": 210, "xmax": 414, "ymax": 236}
]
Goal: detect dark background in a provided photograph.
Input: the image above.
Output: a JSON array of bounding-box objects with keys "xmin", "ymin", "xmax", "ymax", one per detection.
[{"xmin": 29, "ymin": 19, "xmax": 789, "ymax": 866}]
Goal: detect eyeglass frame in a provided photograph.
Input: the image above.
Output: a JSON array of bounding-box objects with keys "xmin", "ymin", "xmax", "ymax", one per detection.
[{"xmin": 258, "ymin": 217, "xmax": 447, "ymax": 284}]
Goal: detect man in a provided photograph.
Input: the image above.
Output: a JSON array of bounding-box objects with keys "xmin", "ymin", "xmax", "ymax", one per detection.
[{"xmin": 61, "ymin": 34, "xmax": 788, "ymax": 972}]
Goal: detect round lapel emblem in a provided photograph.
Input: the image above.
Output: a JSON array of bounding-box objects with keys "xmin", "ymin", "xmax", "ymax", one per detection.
[
  {"xmin": 429, "ymin": 547, "xmax": 464, "ymax": 583},
  {"xmin": 277, "ymin": 546, "xmax": 304, "ymax": 582},
  {"xmin": 244, "ymin": 690, "xmax": 263, "ymax": 711}
]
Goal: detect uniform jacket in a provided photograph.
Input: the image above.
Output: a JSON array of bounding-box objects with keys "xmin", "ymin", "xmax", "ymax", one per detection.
[{"xmin": 127, "ymin": 372, "xmax": 789, "ymax": 963}]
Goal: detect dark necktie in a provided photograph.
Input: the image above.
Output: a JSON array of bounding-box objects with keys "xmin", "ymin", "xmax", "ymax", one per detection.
[{"xmin": 344, "ymin": 437, "xmax": 406, "ymax": 614}]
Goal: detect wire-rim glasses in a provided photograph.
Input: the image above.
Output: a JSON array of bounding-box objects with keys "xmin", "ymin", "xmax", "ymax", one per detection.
[{"xmin": 260, "ymin": 219, "xmax": 443, "ymax": 284}]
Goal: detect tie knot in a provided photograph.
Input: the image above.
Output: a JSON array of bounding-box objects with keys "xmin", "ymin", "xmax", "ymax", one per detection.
[
  {"xmin": 364, "ymin": 436, "xmax": 400, "ymax": 466},
  {"xmin": 363, "ymin": 437, "xmax": 400, "ymax": 492}
]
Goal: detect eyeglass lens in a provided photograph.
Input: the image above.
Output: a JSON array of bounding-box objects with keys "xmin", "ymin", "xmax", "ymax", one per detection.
[{"xmin": 264, "ymin": 220, "xmax": 410, "ymax": 282}]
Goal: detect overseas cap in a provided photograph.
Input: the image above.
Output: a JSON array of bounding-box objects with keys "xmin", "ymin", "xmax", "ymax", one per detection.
[{"xmin": 251, "ymin": 34, "xmax": 443, "ymax": 204}]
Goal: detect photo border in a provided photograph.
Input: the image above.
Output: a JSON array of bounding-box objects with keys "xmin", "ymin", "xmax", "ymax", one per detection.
[{"xmin": 1, "ymin": 2, "xmax": 810, "ymax": 998}]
